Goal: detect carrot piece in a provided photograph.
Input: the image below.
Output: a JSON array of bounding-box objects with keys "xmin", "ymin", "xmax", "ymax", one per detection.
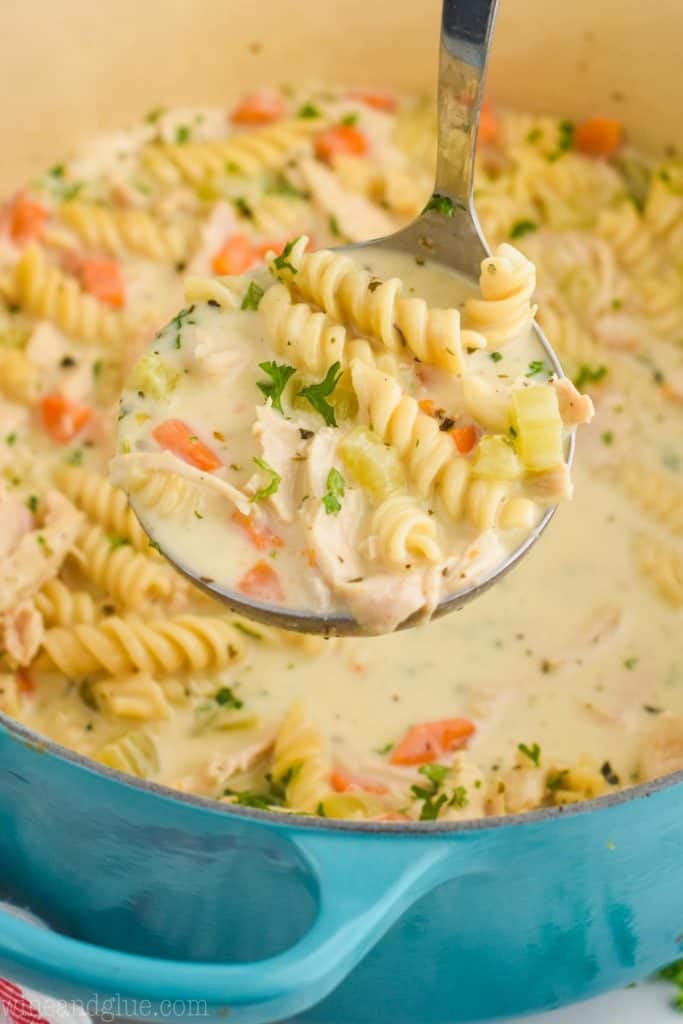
[
  {"xmin": 348, "ymin": 89, "xmax": 396, "ymax": 113},
  {"xmin": 418, "ymin": 399, "xmax": 436, "ymax": 417},
  {"xmin": 231, "ymin": 90, "xmax": 286, "ymax": 126},
  {"xmin": 212, "ymin": 234, "xmax": 259, "ymax": 276},
  {"xmin": 478, "ymin": 98, "xmax": 501, "ymax": 146},
  {"xmin": 79, "ymin": 258, "xmax": 125, "ymax": 308},
  {"xmin": 390, "ymin": 718, "xmax": 475, "ymax": 766},
  {"xmin": 40, "ymin": 393, "xmax": 93, "ymax": 444},
  {"xmin": 238, "ymin": 560, "xmax": 285, "ymax": 604},
  {"xmin": 331, "ymin": 767, "xmax": 389, "ymax": 795},
  {"xmin": 451, "ymin": 425, "xmax": 478, "ymax": 454},
  {"xmin": 315, "ymin": 124, "xmax": 369, "ymax": 162},
  {"xmin": 7, "ymin": 191, "xmax": 48, "ymax": 243},
  {"xmin": 151, "ymin": 419, "xmax": 222, "ymax": 472},
  {"xmin": 575, "ymin": 117, "xmax": 623, "ymax": 157},
  {"xmin": 232, "ymin": 510, "xmax": 284, "ymax": 551},
  {"xmin": 16, "ymin": 669, "xmax": 35, "ymax": 694}
]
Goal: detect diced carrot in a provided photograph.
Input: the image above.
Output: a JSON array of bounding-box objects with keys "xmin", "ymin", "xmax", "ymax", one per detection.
[
  {"xmin": 40, "ymin": 393, "xmax": 93, "ymax": 444},
  {"xmin": 348, "ymin": 89, "xmax": 396, "ymax": 113},
  {"xmin": 16, "ymin": 669, "xmax": 35, "ymax": 694},
  {"xmin": 151, "ymin": 419, "xmax": 222, "ymax": 472},
  {"xmin": 315, "ymin": 124, "xmax": 369, "ymax": 162},
  {"xmin": 212, "ymin": 234, "xmax": 259, "ymax": 276},
  {"xmin": 330, "ymin": 767, "xmax": 389, "ymax": 795},
  {"xmin": 418, "ymin": 399, "xmax": 436, "ymax": 417},
  {"xmin": 451, "ymin": 425, "xmax": 478, "ymax": 454},
  {"xmin": 304, "ymin": 547, "xmax": 317, "ymax": 569},
  {"xmin": 238, "ymin": 560, "xmax": 285, "ymax": 604},
  {"xmin": 232, "ymin": 510, "xmax": 284, "ymax": 551},
  {"xmin": 390, "ymin": 718, "xmax": 475, "ymax": 766},
  {"xmin": 79, "ymin": 258, "xmax": 126, "ymax": 308},
  {"xmin": 575, "ymin": 117, "xmax": 623, "ymax": 157},
  {"xmin": 7, "ymin": 192, "xmax": 49, "ymax": 243},
  {"xmin": 478, "ymin": 98, "xmax": 501, "ymax": 146},
  {"xmin": 231, "ymin": 90, "xmax": 286, "ymax": 126}
]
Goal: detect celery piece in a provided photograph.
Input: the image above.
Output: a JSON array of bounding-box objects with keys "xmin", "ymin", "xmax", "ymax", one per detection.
[
  {"xmin": 96, "ymin": 729, "xmax": 160, "ymax": 778},
  {"xmin": 128, "ymin": 353, "xmax": 180, "ymax": 400},
  {"xmin": 471, "ymin": 435, "xmax": 523, "ymax": 480},
  {"xmin": 339, "ymin": 426, "xmax": 406, "ymax": 499},
  {"xmin": 512, "ymin": 385, "xmax": 564, "ymax": 472}
]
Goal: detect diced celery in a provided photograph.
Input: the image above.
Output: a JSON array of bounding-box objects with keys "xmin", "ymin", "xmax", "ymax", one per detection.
[
  {"xmin": 320, "ymin": 792, "xmax": 382, "ymax": 819},
  {"xmin": 128, "ymin": 353, "xmax": 180, "ymax": 400},
  {"xmin": 330, "ymin": 375, "xmax": 358, "ymax": 421},
  {"xmin": 96, "ymin": 729, "xmax": 160, "ymax": 778},
  {"xmin": 471, "ymin": 434, "xmax": 523, "ymax": 480},
  {"xmin": 192, "ymin": 706, "xmax": 259, "ymax": 735},
  {"xmin": 512, "ymin": 385, "xmax": 564, "ymax": 472},
  {"xmin": 339, "ymin": 426, "xmax": 406, "ymax": 499}
]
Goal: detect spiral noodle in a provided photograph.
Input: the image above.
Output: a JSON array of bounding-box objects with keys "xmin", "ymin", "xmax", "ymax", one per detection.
[
  {"xmin": 14, "ymin": 244, "xmax": 127, "ymax": 347},
  {"xmin": 42, "ymin": 614, "xmax": 246, "ymax": 678},
  {"xmin": 271, "ymin": 700, "xmax": 330, "ymax": 813},
  {"xmin": 465, "ymin": 479, "xmax": 509, "ymax": 530},
  {"xmin": 59, "ymin": 201, "xmax": 191, "ymax": 264},
  {"xmin": 93, "ymin": 674, "xmax": 170, "ymax": 721},
  {"xmin": 596, "ymin": 201, "xmax": 661, "ymax": 275},
  {"xmin": 635, "ymin": 534, "xmax": 683, "ymax": 609},
  {"xmin": 370, "ymin": 494, "xmax": 441, "ymax": 566},
  {"xmin": 463, "ymin": 243, "xmax": 537, "ymax": 346},
  {"xmin": 332, "ymin": 155, "xmax": 431, "ymax": 218},
  {"xmin": 350, "ymin": 359, "xmax": 469, "ymax": 517},
  {"xmin": 35, "ymin": 579, "xmax": 99, "ymax": 627},
  {"xmin": 248, "ymin": 194, "xmax": 313, "ymax": 238},
  {"xmin": 184, "ymin": 275, "xmax": 244, "ymax": 309},
  {"xmin": 0, "ymin": 348, "xmax": 40, "ymax": 405},
  {"xmin": 275, "ymin": 238, "xmax": 468, "ymax": 373},
  {"xmin": 644, "ymin": 177, "xmax": 683, "ymax": 259},
  {"xmin": 129, "ymin": 469, "xmax": 203, "ymax": 520},
  {"xmin": 141, "ymin": 120, "xmax": 320, "ymax": 187},
  {"xmin": 55, "ymin": 466, "xmax": 149, "ymax": 550},
  {"xmin": 71, "ymin": 523, "xmax": 174, "ymax": 607},
  {"xmin": 619, "ymin": 464, "xmax": 683, "ymax": 535}
]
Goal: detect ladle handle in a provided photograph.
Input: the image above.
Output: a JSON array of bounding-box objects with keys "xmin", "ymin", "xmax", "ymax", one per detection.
[{"xmin": 436, "ymin": 0, "xmax": 500, "ymax": 206}]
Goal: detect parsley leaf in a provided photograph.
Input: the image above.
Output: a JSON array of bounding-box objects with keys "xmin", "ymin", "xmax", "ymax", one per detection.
[
  {"xmin": 328, "ymin": 214, "xmax": 342, "ymax": 238},
  {"xmin": 250, "ymin": 457, "xmax": 281, "ymax": 502},
  {"xmin": 510, "ymin": 219, "xmax": 538, "ymax": 239},
  {"xmin": 298, "ymin": 102, "xmax": 321, "ymax": 119},
  {"xmin": 297, "ymin": 362, "xmax": 342, "ymax": 426},
  {"xmin": 107, "ymin": 534, "xmax": 130, "ymax": 550},
  {"xmin": 257, "ymin": 360, "xmax": 296, "ymax": 413},
  {"xmin": 411, "ymin": 763, "xmax": 452, "ymax": 821},
  {"xmin": 265, "ymin": 175, "xmax": 308, "ymax": 199},
  {"xmin": 27, "ymin": 495, "xmax": 39, "ymax": 514},
  {"xmin": 340, "ymin": 112, "xmax": 358, "ymax": 126},
  {"xmin": 175, "ymin": 124, "xmax": 192, "ymax": 145},
  {"xmin": 518, "ymin": 742, "xmax": 541, "ymax": 766},
  {"xmin": 241, "ymin": 281, "xmax": 265, "ymax": 311},
  {"xmin": 272, "ymin": 237, "xmax": 301, "ymax": 275},
  {"xmin": 574, "ymin": 364, "xmax": 608, "ymax": 389},
  {"xmin": 526, "ymin": 359, "xmax": 548, "ymax": 378},
  {"xmin": 490, "ymin": 350, "xmax": 503, "ymax": 363},
  {"xmin": 423, "ymin": 193, "xmax": 455, "ymax": 217},
  {"xmin": 601, "ymin": 430, "xmax": 615, "ymax": 446},
  {"xmin": 547, "ymin": 119, "xmax": 575, "ymax": 162},
  {"xmin": 215, "ymin": 686, "xmax": 243, "ymax": 709},
  {"xmin": 323, "ymin": 468, "xmax": 345, "ymax": 515},
  {"xmin": 233, "ymin": 196, "xmax": 254, "ymax": 219}
]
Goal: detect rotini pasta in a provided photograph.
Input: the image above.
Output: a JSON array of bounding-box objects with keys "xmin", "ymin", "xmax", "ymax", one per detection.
[
  {"xmin": 55, "ymin": 466, "xmax": 150, "ymax": 551},
  {"xmin": 35, "ymin": 579, "xmax": 100, "ymax": 627},
  {"xmin": 59, "ymin": 201, "xmax": 192, "ymax": 264},
  {"xmin": 271, "ymin": 701, "xmax": 330, "ymax": 813},
  {"xmin": 0, "ymin": 348, "xmax": 41, "ymax": 405},
  {"xmin": 70, "ymin": 522, "xmax": 174, "ymax": 607},
  {"xmin": 462, "ymin": 243, "xmax": 537, "ymax": 346}
]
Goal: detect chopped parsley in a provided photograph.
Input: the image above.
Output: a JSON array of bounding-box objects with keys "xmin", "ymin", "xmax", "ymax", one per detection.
[
  {"xmin": 298, "ymin": 102, "xmax": 321, "ymax": 119},
  {"xmin": 573, "ymin": 363, "xmax": 608, "ymax": 389},
  {"xmin": 328, "ymin": 214, "xmax": 342, "ymax": 238},
  {"xmin": 297, "ymin": 361, "xmax": 343, "ymax": 427},
  {"xmin": 169, "ymin": 304, "xmax": 196, "ymax": 351},
  {"xmin": 27, "ymin": 495, "xmax": 39, "ymax": 514},
  {"xmin": 215, "ymin": 686, "xmax": 243, "ymax": 709},
  {"xmin": 92, "ymin": 358, "xmax": 103, "ymax": 380},
  {"xmin": 323, "ymin": 468, "xmax": 345, "ymax": 515},
  {"xmin": 658, "ymin": 960, "xmax": 683, "ymax": 1011},
  {"xmin": 490, "ymin": 350, "xmax": 503, "ymax": 363},
  {"xmin": 623, "ymin": 656, "xmax": 639, "ymax": 670},
  {"xmin": 241, "ymin": 281, "xmax": 264, "ymax": 311},
  {"xmin": 518, "ymin": 742, "xmax": 541, "ymax": 766},
  {"xmin": 107, "ymin": 534, "xmax": 130, "ymax": 550},
  {"xmin": 410, "ymin": 763, "xmax": 469, "ymax": 821},
  {"xmin": 423, "ymin": 193, "xmax": 455, "ymax": 217},
  {"xmin": 340, "ymin": 112, "xmax": 358, "ymax": 126},
  {"xmin": 233, "ymin": 196, "xmax": 254, "ymax": 219},
  {"xmin": 250, "ymin": 457, "xmax": 281, "ymax": 502},
  {"xmin": 5, "ymin": 433, "xmax": 16, "ymax": 446},
  {"xmin": 145, "ymin": 106, "xmax": 167, "ymax": 124},
  {"xmin": 65, "ymin": 448, "xmax": 84, "ymax": 466},
  {"xmin": 509, "ymin": 219, "xmax": 538, "ymax": 239},
  {"xmin": 174, "ymin": 124, "xmax": 192, "ymax": 144},
  {"xmin": 272, "ymin": 237, "xmax": 300, "ymax": 275},
  {"xmin": 601, "ymin": 430, "xmax": 615, "ymax": 446},
  {"xmin": 547, "ymin": 119, "xmax": 575, "ymax": 161},
  {"xmin": 257, "ymin": 360, "xmax": 297, "ymax": 413},
  {"xmin": 526, "ymin": 360, "xmax": 548, "ymax": 378},
  {"xmin": 265, "ymin": 175, "xmax": 307, "ymax": 199}
]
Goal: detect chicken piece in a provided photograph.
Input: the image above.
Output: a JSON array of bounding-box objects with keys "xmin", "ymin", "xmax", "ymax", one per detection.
[
  {"xmin": 204, "ymin": 731, "xmax": 276, "ymax": 790},
  {"xmin": 3, "ymin": 601, "xmax": 44, "ymax": 667},
  {"xmin": 443, "ymin": 529, "xmax": 508, "ymax": 594},
  {"xmin": 251, "ymin": 405, "xmax": 310, "ymax": 523},
  {"xmin": 0, "ymin": 486, "xmax": 33, "ymax": 559},
  {"xmin": 25, "ymin": 322, "xmax": 93, "ymax": 404},
  {"xmin": 526, "ymin": 462, "xmax": 573, "ymax": 502},
  {"xmin": 462, "ymin": 374, "xmax": 511, "ymax": 433},
  {"xmin": 552, "ymin": 377, "xmax": 595, "ymax": 426},
  {"xmin": 639, "ymin": 715, "xmax": 683, "ymax": 782},
  {"xmin": 0, "ymin": 489, "xmax": 83, "ymax": 612},
  {"xmin": 297, "ymin": 157, "xmax": 396, "ymax": 242},
  {"xmin": 186, "ymin": 201, "xmax": 238, "ymax": 276}
]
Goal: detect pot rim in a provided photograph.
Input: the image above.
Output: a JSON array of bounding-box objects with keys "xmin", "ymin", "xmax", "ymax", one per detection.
[{"xmin": 3, "ymin": 710, "xmax": 681, "ymax": 835}]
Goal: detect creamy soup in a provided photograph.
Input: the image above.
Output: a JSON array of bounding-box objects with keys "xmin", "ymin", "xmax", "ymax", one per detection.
[
  {"xmin": 0, "ymin": 87, "xmax": 681, "ymax": 821},
  {"xmin": 115, "ymin": 241, "xmax": 590, "ymax": 633}
]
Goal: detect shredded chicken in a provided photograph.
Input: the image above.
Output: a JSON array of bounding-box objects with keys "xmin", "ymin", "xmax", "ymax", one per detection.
[
  {"xmin": 526, "ymin": 462, "xmax": 573, "ymax": 501},
  {"xmin": 187, "ymin": 201, "xmax": 237, "ymax": 276},
  {"xmin": 25, "ymin": 322, "xmax": 93, "ymax": 404},
  {"xmin": 297, "ymin": 157, "xmax": 396, "ymax": 242},
  {"xmin": 552, "ymin": 377, "xmax": 595, "ymax": 426},
  {"xmin": 0, "ymin": 486, "xmax": 33, "ymax": 559},
  {"xmin": 251, "ymin": 405, "xmax": 309, "ymax": 522},
  {"xmin": 639, "ymin": 715, "xmax": 683, "ymax": 782},
  {"xmin": 3, "ymin": 601, "xmax": 44, "ymax": 667}
]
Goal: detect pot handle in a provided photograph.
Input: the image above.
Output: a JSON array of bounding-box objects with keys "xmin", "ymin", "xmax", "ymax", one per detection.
[{"xmin": 0, "ymin": 833, "xmax": 458, "ymax": 1024}]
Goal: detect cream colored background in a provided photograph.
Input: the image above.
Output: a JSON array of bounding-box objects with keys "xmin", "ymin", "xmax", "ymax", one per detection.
[{"xmin": 0, "ymin": 0, "xmax": 680, "ymax": 188}]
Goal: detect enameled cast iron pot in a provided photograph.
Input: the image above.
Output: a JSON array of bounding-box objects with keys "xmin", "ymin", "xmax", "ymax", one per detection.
[{"xmin": 1, "ymin": 1, "xmax": 682, "ymax": 1020}]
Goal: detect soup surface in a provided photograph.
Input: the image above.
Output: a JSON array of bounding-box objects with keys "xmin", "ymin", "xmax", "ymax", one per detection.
[
  {"xmin": 116, "ymin": 239, "xmax": 588, "ymax": 633},
  {"xmin": 0, "ymin": 87, "xmax": 681, "ymax": 820}
]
